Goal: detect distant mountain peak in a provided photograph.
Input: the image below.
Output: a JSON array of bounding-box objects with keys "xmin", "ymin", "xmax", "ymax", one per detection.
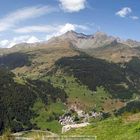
[
  {"xmin": 62, "ymin": 30, "xmax": 92, "ymax": 40},
  {"xmin": 94, "ymin": 31, "xmax": 107, "ymax": 36},
  {"xmin": 65, "ymin": 30, "xmax": 77, "ymax": 34},
  {"xmin": 124, "ymin": 39, "xmax": 140, "ymax": 47}
]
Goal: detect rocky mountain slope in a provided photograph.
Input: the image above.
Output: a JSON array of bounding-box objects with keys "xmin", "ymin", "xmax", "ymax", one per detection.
[
  {"xmin": 46, "ymin": 31, "xmax": 140, "ymax": 62},
  {"xmin": 48, "ymin": 31, "xmax": 140, "ymax": 49}
]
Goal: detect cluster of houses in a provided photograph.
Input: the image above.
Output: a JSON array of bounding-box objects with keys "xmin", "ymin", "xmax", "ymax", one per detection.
[
  {"xmin": 59, "ymin": 108, "xmax": 103, "ymax": 133},
  {"xmin": 59, "ymin": 108, "xmax": 103, "ymax": 126},
  {"xmin": 59, "ymin": 115, "xmax": 75, "ymax": 126}
]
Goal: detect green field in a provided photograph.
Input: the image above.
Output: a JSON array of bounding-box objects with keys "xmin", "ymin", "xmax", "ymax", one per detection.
[
  {"xmin": 66, "ymin": 114, "xmax": 140, "ymax": 140},
  {"xmin": 31, "ymin": 100, "xmax": 66, "ymax": 133},
  {"xmin": 43, "ymin": 75, "xmax": 110, "ymax": 111}
]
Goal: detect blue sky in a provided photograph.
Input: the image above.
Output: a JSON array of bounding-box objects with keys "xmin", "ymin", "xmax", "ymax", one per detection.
[{"xmin": 0, "ymin": 0, "xmax": 139, "ymax": 48}]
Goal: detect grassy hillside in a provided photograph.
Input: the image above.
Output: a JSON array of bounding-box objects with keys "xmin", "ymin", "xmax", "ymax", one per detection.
[
  {"xmin": 42, "ymin": 75, "xmax": 116, "ymax": 112},
  {"xmin": 31, "ymin": 100, "xmax": 66, "ymax": 133},
  {"xmin": 66, "ymin": 113, "xmax": 140, "ymax": 140},
  {"xmin": 53, "ymin": 55, "xmax": 140, "ymax": 100}
]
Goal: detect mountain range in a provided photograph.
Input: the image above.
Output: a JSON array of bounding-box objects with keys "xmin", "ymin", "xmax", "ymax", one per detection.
[
  {"xmin": 1, "ymin": 31, "xmax": 140, "ymax": 62},
  {"xmin": 0, "ymin": 31, "xmax": 140, "ymax": 136}
]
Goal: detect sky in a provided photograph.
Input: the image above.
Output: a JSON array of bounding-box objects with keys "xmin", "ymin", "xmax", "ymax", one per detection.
[{"xmin": 0, "ymin": 0, "xmax": 139, "ymax": 48}]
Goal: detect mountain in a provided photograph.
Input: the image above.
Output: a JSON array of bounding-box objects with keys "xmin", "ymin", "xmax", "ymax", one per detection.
[
  {"xmin": 48, "ymin": 31, "xmax": 140, "ymax": 49},
  {"xmin": 84, "ymin": 42, "xmax": 140, "ymax": 62},
  {"xmin": 124, "ymin": 39, "xmax": 140, "ymax": 47},
  {"xmin": 1, "ymin": 31, "xmax": 140, "ymax": 136},
  {"xmin": 48, "ymin": 31, "xmax": 116, "ymax": 49},
  {"xmin": 46, "ymin": 31, "xmax": 140, "ymax": 62}
]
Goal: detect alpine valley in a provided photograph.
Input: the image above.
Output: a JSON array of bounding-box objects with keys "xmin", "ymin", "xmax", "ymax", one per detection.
[{"xmin": 1, "ymin": 31, "xmax": 140, "ymax": 140}]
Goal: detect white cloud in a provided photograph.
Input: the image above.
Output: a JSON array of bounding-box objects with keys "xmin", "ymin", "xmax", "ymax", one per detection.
[
  {"xmin": 116, "ymin": 7, "xmax": 132, "ymax": 18},
  {"xmin": 15, "ymin": 23, "xmax": 89, "ymax": 34},
  {"xmin": 0, "ymin": 40, "xmax": 9, "ymax": 47},
  {"xmin": 75, "ymin": 24, "xmax": 88, "ymax": 30},
  {"xmin": 15, "ymin": 23, "xmax": 88, "ymax": 35},
  {"xmin": 0, "ymin": 5, "xmax": 56, "ymax": 32},
  {"xmin": 26, "ymin": 36, "xmax": 40, "ymax": 43},
  {"xmin": 59, "ymin": 23, "xmax": 76, "ymax": 34},
  {"xmin": 130, "ymin": 16, "xmax": 139, "ymax": 20},
  {"xmin": 59, "ymin": 0, "xmax": 86, "ymax": 12},
  {"xmin": 15, "ymin": 23, "xmax": 79, "ymax": 34},
  {"xmin": 14, "ymin": 25, "xmax": 57, "ymax": 33},
  {"xmin": 0, "ymin": 35, "xmax": 41, "ymax": 48}
]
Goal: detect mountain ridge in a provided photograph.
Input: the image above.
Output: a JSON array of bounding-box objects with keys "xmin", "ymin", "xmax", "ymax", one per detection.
[
  {"xmin": 1, "ymin": 31, "xmax": 140, "ymax": 49},
  {"xmin": 47, "ymin": 31, "xmax": 140, "ymax": 49}
]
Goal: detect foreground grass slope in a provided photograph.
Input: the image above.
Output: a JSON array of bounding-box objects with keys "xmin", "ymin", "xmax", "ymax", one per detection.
[{"xmin": 66, "ymin": 113, "xmax": 140, "ymax": 140}]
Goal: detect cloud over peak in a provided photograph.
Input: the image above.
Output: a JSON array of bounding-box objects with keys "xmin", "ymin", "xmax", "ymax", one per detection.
[
  {"xmin": 15, "ymin": 23, "xmax": 88, "ymax": 34},
  {"xmin": 46, "ymin": 23, "xmax": 88, "ymax": 40},
  {"xmin": 59, "ymin": 0, "xmax": 87, "ymax": 12},
  {"xmin": 0, "ymin": 23, "xmax": 88, "ymax": 48}
]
